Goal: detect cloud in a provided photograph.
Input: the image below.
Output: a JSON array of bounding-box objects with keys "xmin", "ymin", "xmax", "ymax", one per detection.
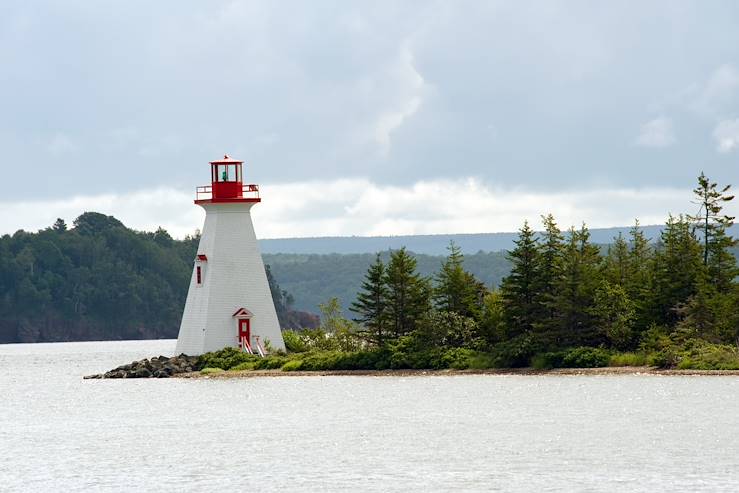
[
  {"xmin": 635, "ymin": 117, "xmax": 675, "ymax": 148},
  {"xmin": 713, "ymin": 119, "xmax": 739, "ymax": 153},
  {"xmin": 691, "ymin": 64, "xmax": 739, "ymax": 118},
  {"xmin": 0, "ymin": 189, "xmax": 203, "ymax": 239},
  {"xmin": 373, "ymin": 43, "xmax": 427, "ymax": 157},
  {"xmin": 47, "ymin": 133, "xmax": 78, "ymax": 155},
  {"xmin": 0, "ymin": 179, "xmax": 693, "ymax": 240},
  {"xmin": 3, "ymin": 2, "xmax": 739, "ymax": 196}
]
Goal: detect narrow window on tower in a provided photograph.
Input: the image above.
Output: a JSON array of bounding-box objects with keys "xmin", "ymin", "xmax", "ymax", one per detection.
[{"xmin": 196, "ymin": 266, "xmax": 202, "ymax": 285}]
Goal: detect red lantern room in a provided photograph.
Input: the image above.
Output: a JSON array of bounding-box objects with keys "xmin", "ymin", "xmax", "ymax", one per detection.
[{"xmin": 195, "ymin": 154, "xmax": 260, "ymax": 204}]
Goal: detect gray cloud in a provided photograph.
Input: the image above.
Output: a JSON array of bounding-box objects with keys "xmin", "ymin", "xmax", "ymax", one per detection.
[
  {"xmin": 0, "ymin": 0, "xmax": 738, "ymax": 205},
  {"xmin": 635, "ymin": 117, "xmax": 675, "ymax": 148}
]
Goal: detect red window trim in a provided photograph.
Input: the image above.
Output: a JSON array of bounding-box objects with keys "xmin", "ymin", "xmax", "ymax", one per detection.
[{"xmin": 196, "ymin": 265, "xmax": 202, "ymax": 284}]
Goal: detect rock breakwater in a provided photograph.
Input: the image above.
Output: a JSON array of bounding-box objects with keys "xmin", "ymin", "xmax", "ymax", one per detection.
[{"xmin": 84, "ymin": 354, "xmax": 199, "ymax": 379}]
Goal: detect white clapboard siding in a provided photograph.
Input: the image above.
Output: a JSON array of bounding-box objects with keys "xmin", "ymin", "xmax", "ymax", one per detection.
[{"xmin": 175, "ymin": 202, "xmax": 285, "ymax": 355}]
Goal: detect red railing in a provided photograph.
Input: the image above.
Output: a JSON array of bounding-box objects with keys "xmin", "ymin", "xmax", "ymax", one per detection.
[{"xmin": 195, "ymin": 184, "xmax": 260, "ymax": 201}]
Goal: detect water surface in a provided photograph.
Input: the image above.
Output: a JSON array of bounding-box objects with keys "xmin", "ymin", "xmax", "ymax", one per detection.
[{"xmin": 1, "ymin": 340, "xmax": 738, "ymax": 492}]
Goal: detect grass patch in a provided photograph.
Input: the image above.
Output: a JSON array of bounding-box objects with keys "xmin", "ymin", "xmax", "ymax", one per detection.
[
  {"xmin": 200, "ymin": 367, "xmax": 225, "ymax": 375},
  {"xmin": 281, "ymin": 360, "xmax": 303, "ymax": 372},
  {"xmin": 230, "ymin": 361, "xmax": 256, "ymax": 371},
  {"xmin": 609, "ymin": 352, "xmax": 648, "ymax": 367}
]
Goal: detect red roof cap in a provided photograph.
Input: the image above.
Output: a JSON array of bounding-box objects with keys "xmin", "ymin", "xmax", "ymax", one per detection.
[{"xmin": 209, "ymin": 154, "xmax": 243, "ymax": 164}]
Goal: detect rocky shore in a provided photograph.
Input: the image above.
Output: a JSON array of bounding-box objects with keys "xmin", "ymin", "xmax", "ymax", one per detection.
[{"xmin": 84, "ymin": 354, "xmax": 199, "ymax": 379}]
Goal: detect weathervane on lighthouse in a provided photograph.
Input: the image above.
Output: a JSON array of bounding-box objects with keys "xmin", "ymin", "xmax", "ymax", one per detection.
[{"xmin": 175, "ymin": 154, "xmax": 285, "ymax": 355}]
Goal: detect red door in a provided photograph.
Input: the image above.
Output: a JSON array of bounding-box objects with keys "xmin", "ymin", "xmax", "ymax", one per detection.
[{"xmin": 238, "ymin": 319, "xmax": 251, "ymax": 345}]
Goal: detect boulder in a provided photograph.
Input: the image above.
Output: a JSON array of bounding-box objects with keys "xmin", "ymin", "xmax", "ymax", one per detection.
[{"xmin": 85, "ymin": 353, "xmax": 200, "ymax": 379}]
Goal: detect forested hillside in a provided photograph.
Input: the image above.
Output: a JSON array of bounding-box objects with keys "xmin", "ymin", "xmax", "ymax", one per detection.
[
  {"xmin": 264, "ymin": 251, "xmax": 511, "ymax": 316},
  {"xmin": 0, "ymin": 213, "xmax": 314, "ymax": 343}
]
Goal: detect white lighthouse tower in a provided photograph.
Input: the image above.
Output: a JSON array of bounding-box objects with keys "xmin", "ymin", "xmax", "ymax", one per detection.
[{"xmin": 175, "ymin": 155, "xmax": 285, "ymax": 355}]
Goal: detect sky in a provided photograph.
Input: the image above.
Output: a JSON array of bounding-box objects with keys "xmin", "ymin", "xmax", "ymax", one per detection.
[{"xmin": 0, "ymin": 0, "xmax": 737, "ymax": 238}]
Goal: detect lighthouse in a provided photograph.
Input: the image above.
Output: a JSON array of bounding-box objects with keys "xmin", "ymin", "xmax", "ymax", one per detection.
[{"xmin": 175, "ymin": 155, "xmax": 285, "ymax": 355}]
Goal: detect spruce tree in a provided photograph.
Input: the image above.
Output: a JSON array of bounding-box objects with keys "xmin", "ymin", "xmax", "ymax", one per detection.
[
  {"xmin": 555, "ymin": 224, "xmax": 602, "ymax": 346},
  {"xmin": 626, "ymin": 220, "xmax": 654, "ymax": 332},
  {"xmin": 385, "ymin": 247, "xmax": 431, "ymax": 338},
  {"xmin": 500, "ymin": 221, "xmax": 540, "ymax": 337},
  {"xmin": 649, "ymin": 215, "xmax": 704, "ymax": 326},
  {"xmin": 603, "ymin": 233, "xmax": 629, "ymax": 286},
  {"xmin": 434, "ymin": 241, "xmax": 485, "ymax": 319},
  {"xmin": 52, "ymin": 218, "xmax": 67, "ymax": 232},
  {"xmin": 532, "ymin": 214, "xmax": 564, "ymax": 342},
  {"xmin": 350, "ymin": 254, "xmax": 389, "ymax": 346},
  {"xmin": 687, "ymin": 173, "xmax": 737, "ymax": 292}
]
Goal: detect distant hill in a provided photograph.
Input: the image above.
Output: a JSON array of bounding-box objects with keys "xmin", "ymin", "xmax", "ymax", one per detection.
[
  {"xmin": 264, "ymin": 251, "xmax": 511, "ymax": 318},
  {"xmin": 260, "ymin": 224, "xmax": 739, "ymax": 255}
]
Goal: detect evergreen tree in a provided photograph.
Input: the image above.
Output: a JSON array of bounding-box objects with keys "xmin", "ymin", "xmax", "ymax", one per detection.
[
  {"xmin": 52, "ymin": 218, "xmax": 67, "ymax": 232},
  {"xmin": 433, "ymin": 241, "xmax": 485, "ymax": 319},
  {"xmin": 603, "ymin": 233, "xmax": 629, "ymax": 286},
  {"xmin": 350, "ymin": 254, "xmax": 390, "ymax": 346},
  {"xmin": 688, "ymin": 172, "xmax": 736, "ymax": 286},
  {"xmin": 385, "ymin": 248, "xmax": 431, "ymax": 338},
  {"xmin": 649, "ymin": 215, "xmax": 704, "ymax": 326},
  {"xmin": 686, "ymin": 173, "xmax": 737, "ymax": 293},
  {"xmin": 626, "ymin": 220, "xmax": 654, "ymax": 332},
  {"xmin": 532, "ymin": 214, "xmax": 564, "ymax": 341},
  {"xmin": 500, "ymin": 221, "xmax": 540, "ymax": 337},
  {"xmin": 555, "ymin": 224, "xmax": 602, "ymax": 346}
]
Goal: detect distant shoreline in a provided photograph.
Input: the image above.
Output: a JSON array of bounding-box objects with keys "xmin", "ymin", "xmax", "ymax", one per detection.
[{"xmin": 176, "ymin": 366, "xmax": 739, "ymax": 379}]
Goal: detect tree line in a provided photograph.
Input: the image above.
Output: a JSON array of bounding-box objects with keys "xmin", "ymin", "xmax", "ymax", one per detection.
[{"xmin": 347, "ymin": 173, "xmax": 738, "ymax": 367}]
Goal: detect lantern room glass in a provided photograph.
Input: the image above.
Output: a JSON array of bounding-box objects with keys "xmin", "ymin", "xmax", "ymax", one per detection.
[{"xmin": 212, "ymin": 164, "xmax": 242, "ymax": 183}]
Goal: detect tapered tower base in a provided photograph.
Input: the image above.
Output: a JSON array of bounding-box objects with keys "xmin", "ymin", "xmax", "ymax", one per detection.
[{"xmin": 175, "ymin": 201, "xmax": 284, "ymax": 355}]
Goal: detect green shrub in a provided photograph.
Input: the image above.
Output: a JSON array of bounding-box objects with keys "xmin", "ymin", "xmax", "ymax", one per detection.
[
  {"xmin": 561, "ymin": 347, "xmax": 610, "ymax": 368},
  {"xmin": 676, "ymin": 357, "xmax": 694, "ymax": 370},
  {"xmin": 648, "ymin": 349, "xmax": 677, "ymax": 368},
  {"xmin": 281, "ymin": 360, "xmax": 303, "ymax": 372},
  {"xmin": 282, "ymin": 330, "xmax": 309, "ymax": 353},
  {"xmin": 490, "ymin": 334, "xmax": 540, "ymax": 368},
  {"xmin": 609, "ymin": 352, "xmax": 648, "ymax": 367},
  {"xmin": 200, "ymin": 367, "xmax": 224, "ymax": 375},
  {"xmin": 530, "ymin": 351, "xmax": 567, "ymax": 369},
  {"xmin": 230, "ymin": 361, "xmax": 256, "ymax": 371},
  {"xmin": 197, "ymin": 347, "xmax": 258, "ymax": 370},
  {"xmin": 251, "ymin": 356, "xmax": 291, "ymax": 370},
  {"xmin": 466, "ymin": 352, "xmax": 497, "ymax": 370},
  {"xmin": 638, "ymin": 325, "xmax": 673, "ymax": 353},
  {"xmin": 440, "ymin": 348, "xmax": 477, "ymax": 369},
  {"xmin": 675, "ymin": 343, "xmax": 739, "ymax": 370}
]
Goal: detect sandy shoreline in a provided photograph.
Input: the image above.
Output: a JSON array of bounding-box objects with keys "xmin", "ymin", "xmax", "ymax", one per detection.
[{"xmin": 176, "ymin": 366, "xmax": 739, "ymax": 379}]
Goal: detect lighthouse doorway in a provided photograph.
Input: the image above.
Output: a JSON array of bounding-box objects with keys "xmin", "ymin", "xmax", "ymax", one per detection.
[
  {"xmin": 238, "ymin": 319, "xmax": 251, "ymax": 343},
  {"xmin": 232, "ymin": 307, "xmax": 255, "ymax": 352}
]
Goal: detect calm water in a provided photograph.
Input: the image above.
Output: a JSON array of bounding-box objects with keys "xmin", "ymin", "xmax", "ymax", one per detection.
[{"xmin": 1, "ymin": 340, "xmax": 738, "ymax": 492}]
